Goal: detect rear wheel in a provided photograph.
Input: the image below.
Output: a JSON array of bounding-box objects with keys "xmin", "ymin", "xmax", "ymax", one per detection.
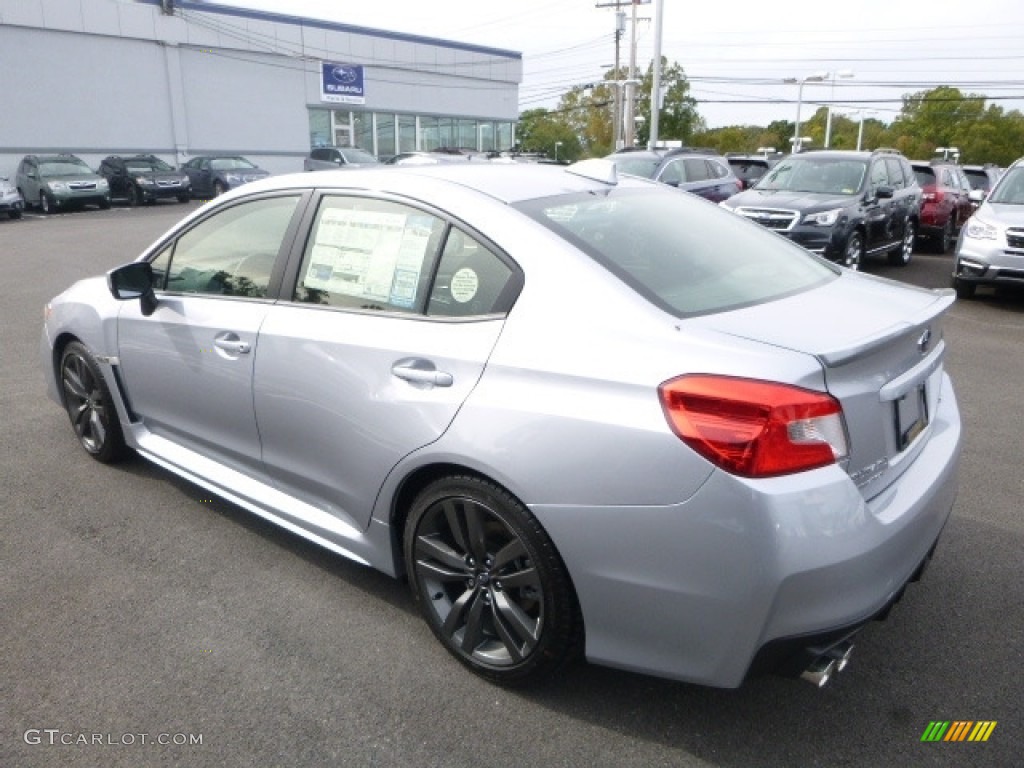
[
  {"xmin": 59, "ymin": 342, "xmax": 127, "ymax": 463},
  {"xmin": 840, "ymin": 231, "xmax": 863, "ymax": 270},
  {"xmin": 404, "ymin": 475, "xmax": 582, "ymax": 685},
  {"xmin": 935, "ymin": 219, "xmax": 953, "ymax": 254}
]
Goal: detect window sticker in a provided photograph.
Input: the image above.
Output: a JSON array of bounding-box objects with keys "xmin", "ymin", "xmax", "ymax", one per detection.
[
  {"xmin": 450, "ymin": 267, "xmax": 479, "ymax": 303},
  {"xmin": 303, "ymin": 207, "xmax": 432, "ymax": 306}
]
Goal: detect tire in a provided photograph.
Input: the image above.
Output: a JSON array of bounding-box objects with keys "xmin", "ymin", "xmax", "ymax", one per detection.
[
  {"xmin": 9, "ymin": 209, "xmax": 21, "ymax": 220},
  {"xmin": 213, "ymin": 180, "xmax": 226, "ymax": 197},
  {"xmin": 404, "ymin": 475, "xmax": 582, "ymax": 685},
  {"xmin": 935, "ymin": 219, "xmax": 953, "ymax": 254},
  {"xmin": 177, "ymin": 194, "xmax": 190, "ymax": 203},
  {"xmin": 953, "ymin": 277, "xmax": 976, "ymax": 300},
  {"xmin": 59, "ymin": 341, "xmax": 127, "ymax": 463},
  {"xmin": 99, "ymin": 197, "xmax": 111, "ymax": 210},
  {"xmin": 840, "ymin": 231, "xmax": 863, "ymax": 270},
  {"xmin": 127, "ymin": 185, "xmax": 139, "ymax": 207},
  {"xmin": 888, "ymin": 220, "xmax": 915, "ymax": 266},
  {"xmin": 40, "ymin": 192, "xmax": 52, "ymax": 214}
]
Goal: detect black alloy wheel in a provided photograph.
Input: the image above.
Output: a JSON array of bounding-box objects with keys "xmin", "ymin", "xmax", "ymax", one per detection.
[
  {"xmin": 213, "ymin": 180, "xmax": 226, "ymax": 197},
  {"xmin": 59, "ymin": 342, "xmax": 127, "ymax": 463},
  {"xmin": 841, "ymin": 231, "xmax": 863, "ymax": 270},
  {"xmin": 405, "ymin": 476, "xmax": 582, "ymax": 685}
]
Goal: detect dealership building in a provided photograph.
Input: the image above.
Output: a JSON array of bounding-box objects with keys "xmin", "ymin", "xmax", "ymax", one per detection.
[{"xmin": 0, "ymin": 0, "xmax": 522, "ymax": 178}]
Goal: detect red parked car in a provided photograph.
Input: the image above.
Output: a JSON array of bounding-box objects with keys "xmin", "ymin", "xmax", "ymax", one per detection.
[{"xmin": 912, "ymin": 161, "xmax": 973, "ymax": 252}]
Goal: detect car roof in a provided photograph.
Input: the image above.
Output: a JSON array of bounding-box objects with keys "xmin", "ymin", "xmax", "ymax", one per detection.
[{"xmin": 245, "ymin": 162, "xmax": 655, "ymax": 205}]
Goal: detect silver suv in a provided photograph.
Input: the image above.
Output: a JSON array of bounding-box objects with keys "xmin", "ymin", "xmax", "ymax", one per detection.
[
  {"xmin": 304, "ymin": 146, "xmax": 379, "ymax": 171},
  {"xmin": 953, "ymin": 157, "xmax": 1024, "ymax": 299}
]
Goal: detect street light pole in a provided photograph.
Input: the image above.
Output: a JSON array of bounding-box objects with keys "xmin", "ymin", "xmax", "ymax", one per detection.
[
  {"xmin": 823, "ymin": 70, "xmax": 854, "ymax": 148},
  {"xmin": 554, "ymin": 141, "xmax": 563, "ymax": 162},
  {"xmin": 786, "ymin": 73, "xmax": 828, "ymax": 153}
]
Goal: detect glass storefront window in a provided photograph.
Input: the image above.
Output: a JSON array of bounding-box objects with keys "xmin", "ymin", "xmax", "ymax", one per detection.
[
  {"xmin": 376, "ymin": 113, "xmax": 396, "ymax": 159},
  {"xmin": 498, "ymin": 122, "xmax": 513, "ymax": 152},
  {"xmin": 399, "ymin": 115, "xmax": 416, "ymax": 153},
  {"xmin": 458, "ymin": 120, "xmax": 477, "ymax": 151},
  {"xmin": 420, "ymin": 116, "xmax": 439, "ymax": 151},
  {"xmin": 309, "ymin": 110, "xmax": 331, "ymax": 148},
  {"xmin": 479, "ymin": 122, "xmax": 495, "ymax": 152},
  {"xmin": 353, "ymin": 112, "xmax": 373, "ymax": 153}
]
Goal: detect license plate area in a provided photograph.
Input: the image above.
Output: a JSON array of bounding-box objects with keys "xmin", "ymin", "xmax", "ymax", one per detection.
[{"xmin": 894, "ymin": 383, "xmax": 929, "ymax": 451}]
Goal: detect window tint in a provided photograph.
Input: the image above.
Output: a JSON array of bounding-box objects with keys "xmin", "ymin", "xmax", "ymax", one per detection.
[
  {"xmin": 294, "ymin": 196, "xmax": 446, "ymax": 312},
  {"xmin": 163, "ymin": 195, "xmax": 299, "ymax": 297},
  {"xmin": 708, "ymin": 159, "xmax": 730, "ymax": 179},
  {"xmin": 659, "ymin": 160, "xmax": 683, "ymax": 185},
  {"xmin": 427, "ymin": 230, "xmax": 515, "ymax": 317}
]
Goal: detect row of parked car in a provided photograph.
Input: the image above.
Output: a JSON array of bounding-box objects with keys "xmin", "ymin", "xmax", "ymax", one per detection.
[{"xmin": 0, "ymin": 153, "xmax": 272, "ymax": 217}]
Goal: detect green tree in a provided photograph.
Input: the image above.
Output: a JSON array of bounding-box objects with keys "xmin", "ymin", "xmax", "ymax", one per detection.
[
  {"xmin": 634, "ymin": 58, "xmax": 703, "ymax": 146},
  {"xmin": 516, "ymin": 108, "xmax": 582, "ymax": 162}
]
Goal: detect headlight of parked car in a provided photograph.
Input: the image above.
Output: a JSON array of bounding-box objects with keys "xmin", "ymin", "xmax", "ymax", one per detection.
[
  {"xmin": 135, "ymin": 177, "xmax": 154, "ymax": 186},
  {"xmin": 802, "ymin": 208, "xmax": 843, "ymax": 227},
  {"xmin": 964, "ymin": 217, "xmax": 998, "ymax": 240},
  {"xmin": 97, "ymin": 179, "xmax": 109, "ymax": 190},
  {"xmin": 224, "ymin": 173, "xmax": 243, "ymax": 184}
]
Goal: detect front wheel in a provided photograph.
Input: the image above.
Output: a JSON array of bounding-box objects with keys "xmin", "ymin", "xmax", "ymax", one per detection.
[
  {"xmin": 404, "ymin": 476, "xmax": 582, "ymax": 685},
  {"xmin": 841, "ymin": 231, "xmax": 863, "ymax": 270},
  {"xmin": 177, "ymin": 194, "xmax": 190, "ymax": 203},
  {"xmin": 40, "ymin": 192, "xmax": 53, "ymax": 214},
  {"xmin": 953, "ymin": 277, "xmax": 976, "ymax": 300},
  {"xmin": 888, "ymin": 220, "xmax": 915, "ymax": 266},
  {"xmin": 213, "ymin": 180, "xmax": 226, "ymax": 197},
  {"xmin": 935, "ymin": 219, "xmax": 953, "ymax": 254},
  {"xmin": 59, "ymin": 342, "xmax": 127, "ymax": 463},
  {"xmin": 9, "ymin": 209, "xmax": 21, "ymax": 220}
]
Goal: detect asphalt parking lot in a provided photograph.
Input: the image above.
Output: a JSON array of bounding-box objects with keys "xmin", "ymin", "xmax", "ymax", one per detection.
[{"xmin": 2, "ymin": 203, "xmax": 1021, "ymax": 768}]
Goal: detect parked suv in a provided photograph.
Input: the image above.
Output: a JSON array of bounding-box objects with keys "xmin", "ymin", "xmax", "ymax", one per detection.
[
  {"xmin": 720, "ymin": 149, "xmax": 921, "ymax": 270},
  {"xmin": 16, "ymin": 154, "xmax": 110, "ymax": 214},
  {"xmin": 98, "ymin": 155, "xmax": 191, "ymax": 205},
  {"xmin": 912, "ymin": 161, "xmax": 972, "ymax": 252},
  {"xmin": 304, "ymin": 146, "xmax": 379, "ymax": 171},
  {"xmin": 727, "ymin": 153, "xmax": 784, "ymax": 190},
  {"xmin": 952, "ymin": 157, "xmax": 1024, "ymax": 299},
  {"xmin": 606, "ymin": 147, "xmax": 742, "ymax": 202}
]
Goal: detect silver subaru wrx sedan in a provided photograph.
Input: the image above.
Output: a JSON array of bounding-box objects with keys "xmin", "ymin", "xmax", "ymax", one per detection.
[{"xmin": 42, "ymin": 160, "xmax": 961, "ymax": 688}]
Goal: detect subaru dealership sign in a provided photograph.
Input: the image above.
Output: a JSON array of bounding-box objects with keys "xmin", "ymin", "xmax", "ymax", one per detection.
[{"xmin": 321, "ymin": 62, "xmax": 365, "ymax": 104}]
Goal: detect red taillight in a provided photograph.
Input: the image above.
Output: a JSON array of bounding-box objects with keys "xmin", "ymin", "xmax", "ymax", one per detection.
[
  {"xmin": 658, "ymin": 375, "xmax": 848, "ymax": 477},
  {"xmin": 922, "ymin": 186, "xmax": 942, "ymax": 203}
]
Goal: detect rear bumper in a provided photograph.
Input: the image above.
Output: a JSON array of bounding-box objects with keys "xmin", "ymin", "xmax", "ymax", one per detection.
[{"xmin": 533, "ymin": 373, "xmax": 961, "ymax": 687}]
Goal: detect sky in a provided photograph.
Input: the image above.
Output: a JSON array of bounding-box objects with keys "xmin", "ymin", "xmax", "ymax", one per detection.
[{"xmin": 210, "ymin": 0, "xmax": 1024, "ymax": 130}]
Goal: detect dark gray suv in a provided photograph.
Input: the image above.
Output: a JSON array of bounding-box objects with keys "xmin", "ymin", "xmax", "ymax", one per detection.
[{"xmin": 720, "ymin": 149, "xmax": 922, "ymax": 270}]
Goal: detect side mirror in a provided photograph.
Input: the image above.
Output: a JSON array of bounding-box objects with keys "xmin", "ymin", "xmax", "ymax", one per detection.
[
  {"xmin": 969, "ymin": 188, "xmax": 985, "ymax": 203},
  {"xmin": 108, "ymin": 262, "xmax": 158, "ymax": 316},
  {"xmin": 874, "ymin": 185, "xmax": 894, "ymax": 199}
]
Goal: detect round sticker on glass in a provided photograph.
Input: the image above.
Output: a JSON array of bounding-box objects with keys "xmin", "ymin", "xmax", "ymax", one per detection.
[{"xmin": 450, "ymin": 268, "xmax": 479, "ymax": 303}]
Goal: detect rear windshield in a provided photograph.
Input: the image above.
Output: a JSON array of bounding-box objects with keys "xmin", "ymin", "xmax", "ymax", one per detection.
[
  {"xmin": 610, "ymin": 156, "xmax": 661, "ymax": 179},
  {"xmin": 515, "ymin": 188, "xmax": 836, "ymax": 317},
  {"xmin": 341, "ymin": 148, "xmax": 379, "ymax": 164},
  {"xmin": 963, "ymin": 169, "xmax": 993, "ymax": 191},
  {"xmin": 914, "ymin": 168, "xmax": 937, "ymax": 186}
]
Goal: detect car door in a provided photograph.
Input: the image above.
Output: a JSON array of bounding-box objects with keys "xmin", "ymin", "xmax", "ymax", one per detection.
[
  {"xmin": 253, "ymin": 193, "xmax": 520, "ymax": 531},
  {"xmin": 864, "ymin": 159, "xmax": 894, "ymax": 251},
  {"xmin": 19, "ymin": 158, "xmax": 40, "ymax": 203},
  {"xmin": 116, "ymin": 193, "xmax": 303, "ymax": 475}
]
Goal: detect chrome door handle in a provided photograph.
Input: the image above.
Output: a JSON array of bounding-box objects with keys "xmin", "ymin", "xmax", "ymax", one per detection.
[
  {"xmin": 214, "ymin": 337, "xmax": 251, "ymax": 354},
  {"xmin": 392, "ymin": 362, "xmax": 453, "ymax": 388}
]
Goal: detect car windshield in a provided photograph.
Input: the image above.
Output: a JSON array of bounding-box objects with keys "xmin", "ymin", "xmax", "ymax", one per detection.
[
  {"xmin": 757, "ymin": 157, "xmax": 867, "ymax": 194},
  {"xmin": 125, "ymin": 158, "xmax": 174, "ymax": 172},
  {"xmin": 341, "ymin": 148, "xmax": 378, "ymax": 164},
  {"xmin": 611, "ymin": 156, "xmax": 661, "ymax": 179},
  {"xmin": 516, "ymin": 188, "xmax": 836, "ymax": 317},
  {"xmin": 987, "ymin": 166, "xmax": 1024, "ymax": 205},
  {"xmin": 39, "ymin": 160, "xmax": 92, "ymax": 176},
  {"xmin": 209, "ymin": 157, "xmax": 258, "ymax": 170}
]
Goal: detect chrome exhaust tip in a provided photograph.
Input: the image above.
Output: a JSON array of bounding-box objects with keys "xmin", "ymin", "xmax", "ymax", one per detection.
[
  {"xmin": 826, "ymin": 641, "xmax": 855, "ymax": 672},
  {"xmin": 800, "ymin": 656, "xmax": 836, "ymax": 688}
]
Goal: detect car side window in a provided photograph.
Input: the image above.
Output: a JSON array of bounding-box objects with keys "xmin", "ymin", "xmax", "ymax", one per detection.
[
  {"xmin": 162, "ymin": 195, "xmax": 300, "ymax": 297},
  {"xmin": 869, "ymin": 161, "xmax": 890, "ymax": 191},
  {"xmin": 708, "ymin": 159, "xmax": 730, "ymax": 179},
  {"xmin": 683, "ymin": 158, "xmax": 710, "ymax": 182},
  {"xmin": 427, "ymin": 229, "xmax": 515, "ymax": 318},
  {"xmin": 294, "ymin": 196, "xmax": 446, "ymax": 312},
  {"xmin": 885, "ymin": 158, "xmax": 906, "ymax": 189},
  {"xmin": 659, "ymin": 160, "xmax": 683, "ymax": 185}
]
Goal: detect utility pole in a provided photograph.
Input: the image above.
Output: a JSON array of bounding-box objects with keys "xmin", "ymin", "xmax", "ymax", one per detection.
[
  {"xmin": 648, "ymin": 0, "xmax": 663, "ymax": 148},
  {"xmin": 597, "ymin": 1, "xmax": 644, "ymax": 148}
]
